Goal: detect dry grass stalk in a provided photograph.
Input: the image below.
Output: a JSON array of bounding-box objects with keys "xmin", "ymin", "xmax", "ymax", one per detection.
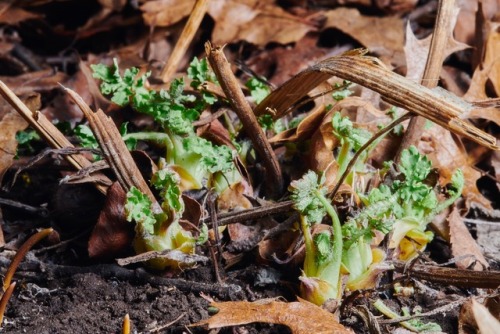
[
  {"xmin": 397, "ymin": 0, "xmax": 459, "ymax": 159},
  {"xmin": 64, "ymin": 88, "xmax": 159, "ymax": 208},
  {"xmin": 254, "ymin": 50, "xmax": 498, "ymax": 150},
  {"xmin": 205, "ymin": 42, "xmax": 284, "ymax": 195},
  {"xmin": 0, "ymin": 81, "xmax": 111, "ymax": 193},
  {"xmin": 2, "ymin": 228, "xmax": 54, "ymax": 292},
  {"xmin": 160, "ymin": 0, "xmax": 209, "ymax": 83},
  {"xmin": 0, "ymin": 282, "xmax": 15, "ymax": 328}
]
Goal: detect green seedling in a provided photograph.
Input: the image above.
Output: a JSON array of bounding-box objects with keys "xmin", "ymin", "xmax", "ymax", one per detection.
[
  {"xmin": 91, "ymin": 59, "xmax": 242, "ymax": 193},
  {"xmin": 289, "ymin": 171, "xmax": 343, "ymax": 305},
  {"xmin": 331, "ymin": 112, "xmax": 372, "ymax": 185},
  {"xmin": 356, "ymin": 146, "xmax": 464, "ymax": 260}
]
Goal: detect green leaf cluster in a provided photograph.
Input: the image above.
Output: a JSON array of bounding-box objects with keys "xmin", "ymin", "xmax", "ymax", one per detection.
[{"xmin": 92, "ymin": 59, "xmax": 241, "ymax": 192}]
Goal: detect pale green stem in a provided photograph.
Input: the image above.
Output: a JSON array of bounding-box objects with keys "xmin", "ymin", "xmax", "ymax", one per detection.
[
  {"xmin": 122, "ymin": 132, "xmax": 170, "ymax": 143},
  {"xmin": 373, "ymin": 299, "xmax": 422, "ymax": 332},
  {"xmin": 300, "ymin": 215, "xmax": 316, "ymax": 277},
  {"xmin": 315, "ymin": 191, "xmax": 343, "ymax": 285}
]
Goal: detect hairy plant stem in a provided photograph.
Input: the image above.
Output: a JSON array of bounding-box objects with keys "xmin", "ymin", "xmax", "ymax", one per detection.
[{"xmin": 315, "ymin": 191, "xmax": 343, "ymax": 285}]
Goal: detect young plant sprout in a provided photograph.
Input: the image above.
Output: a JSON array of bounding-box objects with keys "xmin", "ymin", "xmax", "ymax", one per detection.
[
  {"xmin": 289, "ymin": 171, "xmax": 343, "ymax": 305},
  {"xmin": 331, "ymin": 112, "xmax": 372, "ymax": 185},
  {"xmin": 125, "ymin": 161, "xmax": 205, "ymax": 270},
  {"xmin": 91, "ymin": 58, "xmax": 242, "ymax": 193},
  {"xmin": 356, "ymin": 146, "xmax": 464, "ymax": 260}
]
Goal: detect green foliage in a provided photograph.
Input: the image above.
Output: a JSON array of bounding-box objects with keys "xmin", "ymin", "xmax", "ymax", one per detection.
[
  {"xmin": 289, "ymin": 170, "xmax": 343, "ymax": 305},
  {"xmin": 331, "ymin": 81, "xmax": 353, "ymax": 101},
  {"xmin": 246, "ymin": 77, "xmax": 271, "ymax": 104},
  {"xmin": 15, "ymin": 129, "xmax": 41, "ymax": 154},
  {"xmin": 289, "ymin": 171, "xmax": 327, "ymax": 224},
  {"xmin": 187, "ymin": 57, "xmax": 218, "ymax": 105},
  {"xmin": 124, "ymin": 186, "xmax": 157, "ymax": 235},
  {"xmin": 92, "ymin": 59, "xmax": 241, "ymax": 192}
]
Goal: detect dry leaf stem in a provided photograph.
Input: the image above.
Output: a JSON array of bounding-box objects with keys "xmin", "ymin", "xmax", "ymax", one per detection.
[
  {"xmin": 160, "ymin": 0, "xmax": 209, "ymax": 83},
  {"xmin": 254, "ymin": 51, "xmax": 498, "ymax": 150},
  {"xmin": 396, "ymin": 0, "xmax": 458, "ymax": 160},
  {"xmin": 393, "ymin": 261, "xmax": 500, "ymax": 288},
  {"xmin": 0, "ymin": 81, "xmax": 111, "ymax": 193},
  {"xmin": 65, "ymin": 88, "xmax": 159, "ymax": 208},
  {"xmin": 205, "ymin": 42, "xmax": 284, "ymax": 195}
]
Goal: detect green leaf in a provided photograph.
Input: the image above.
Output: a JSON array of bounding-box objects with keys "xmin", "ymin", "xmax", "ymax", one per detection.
[
  {"xmin": 289, "ymin": 171, "xmax": 327, "ymax": 224},
  {"xmin": 124, "ymin": 186, "xmax": 157, "ymax": 235},
  {"xmin": 182, "ymin": 136, "xmax": 235, "ymax": 173},
  {"xmin": 151, "ymin": 166, "xmax": 184, "ymax": 215},
  {"xmin": 331, "ymin": 112, "xmax": 371, "ymax": 151},
  {"xmin": 399, "ymin": 146, "xmax": 431, "ymax": 183},
  {"xmin": 314, "ymin": 231, "xmax": 333, "ymax": 266},
  {"xmin": 74, "ymin": 125, "xmax": 98, "ymax": 149},
  {"xmin": 246, "ymin": 77, "xmax": 271, "ymax": 104}
]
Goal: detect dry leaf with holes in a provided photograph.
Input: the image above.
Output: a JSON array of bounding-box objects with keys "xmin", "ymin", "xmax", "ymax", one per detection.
[
  {"xmin": 448, "ymin": 206, "xmax": 488, "ymax": 270},
  {"xmin": 194, "ymin": 298, "xmax": 352, "ymax": 334}
]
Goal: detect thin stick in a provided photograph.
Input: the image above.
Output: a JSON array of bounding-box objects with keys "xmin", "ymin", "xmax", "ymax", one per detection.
[
  {"xmin": 3, "ymin": 228, "xmax": 53, "ymax": 291},
  {"xmin": 0, "ymin": 81, "xmax": 110, "ymax": 194},
  {"xmin": 396, "ymin": 0, "xmax": 458, "ymax": 161},
  {"xmin": 160, "ymin": 0, "xmax": 209, "ymax": 83},
  {"xmin": 64, "ymin": 87, "xmax": 159, "ymax": 208},
  {"xmin": 0, "ymin": 282, "xmax": 16, "ymax": 328},
  {"xmin": 206, "ymin": 42, "xmax": 284, "ymax": 196},
  {"xmin": 330, "ymin": 114, "xmax": 411, "ymax": 199}
]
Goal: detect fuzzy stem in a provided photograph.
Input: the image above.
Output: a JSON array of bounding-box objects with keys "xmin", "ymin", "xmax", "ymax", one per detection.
[
  {"xmin": 300, "ymin": 215, "xmax": 317, "ymax": 277},
  {"xmin": 315, "ymin": 191, "xmax": 343, "ymax": 286}
]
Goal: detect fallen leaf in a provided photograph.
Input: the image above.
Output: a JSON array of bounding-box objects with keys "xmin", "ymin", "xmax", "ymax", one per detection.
[
  {"xmin": 448, "ymin": 206, "xmax": 488, "ymax": 271},
  {"xmin": 403, "ymin": 9, "xmax": 469, "ymax": 83},
  {"xmin": 0, "ymin": 3, "xmax": 42, "ymax": 25},
  {"xmin": 194, "ymin": 297, "xmax": 352, "ymax": 334},
  {"xmin": 0, "ymin": 93, "xmax": 40, "ymax": 183},
  {"xmin": 88, "ymin": 182, "xmax": 134, "ymax": 259},
  {"xmin": 421, "ymin": 126, "xmax": 492, "ymax": 210},
  {"xmin": 472, "ymin": 299, "xmax": 500, "ymax": 334},
  {"xmin": 323, "ymin": 7, "xmax": 404, "ymax": 59},
  {"xmin": 141, "ymin": 0, "xmax": 316, "ymax": 46}
]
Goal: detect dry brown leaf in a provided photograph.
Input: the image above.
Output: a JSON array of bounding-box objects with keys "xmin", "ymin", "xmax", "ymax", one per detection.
[
  {"xmin": 210, "ymin": 1, "xmax": 315, "ymax": 46},
  {"xmin": 140, "ymin": 0, "xmax": 195, "ymax": 27},
  {"xmin": 421, "ymin": 125, "xmax": 492, "ymax": 210},
  {"xmin": 141, "ymin": 0, "xmax": 316, "ymax": 46},
  {"xmin": 269, "ymin": 104, "xmax": 326, "ymax": 144},
  {"xmin": 194, "ymin": 298, "xmax": 352, "ymax": 334},
  {"xmin": 0, "ymin": 5, "xmax": 41, "ymax": 25},
  {"xmin": 404, "ymin": 9, "xmax": 469, "ymax": 83},
  {"xmin": 98, "ymin": 0, "xmax": 126, "ymax": 11},
  {"xmin": 0, "ymin": 93, "xmax": 40, "ymax": 183},
  {"xmin": 448, "ymin": 206, "xmax": 489, "ymax": 270},
  {"xmin": 472, "ymin": 299, "xmax": 500, "ymax": 334},
  {"xmin": 88, "ymin": 182, "xmax": 133, "ymax": 259},
  {"xmin": 323, "ymin": 7, "xmax": 404, "ymax": 59}
]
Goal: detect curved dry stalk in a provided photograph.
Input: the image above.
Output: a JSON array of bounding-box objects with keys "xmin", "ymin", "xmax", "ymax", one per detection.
[
  {"xmin": 0, "ymin": 282, "xmax": 16, "ymax": 327},
  {"xmin": 254, "ymin": 50, "xmax": 498, "ymax": 150},
  {"xmin": 3, "ymin": 228, "xmax": 53, "ymax": 291},
  {"xmin": 206, "ymin": 42, "xmax": 284, "ymax": 196}
]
